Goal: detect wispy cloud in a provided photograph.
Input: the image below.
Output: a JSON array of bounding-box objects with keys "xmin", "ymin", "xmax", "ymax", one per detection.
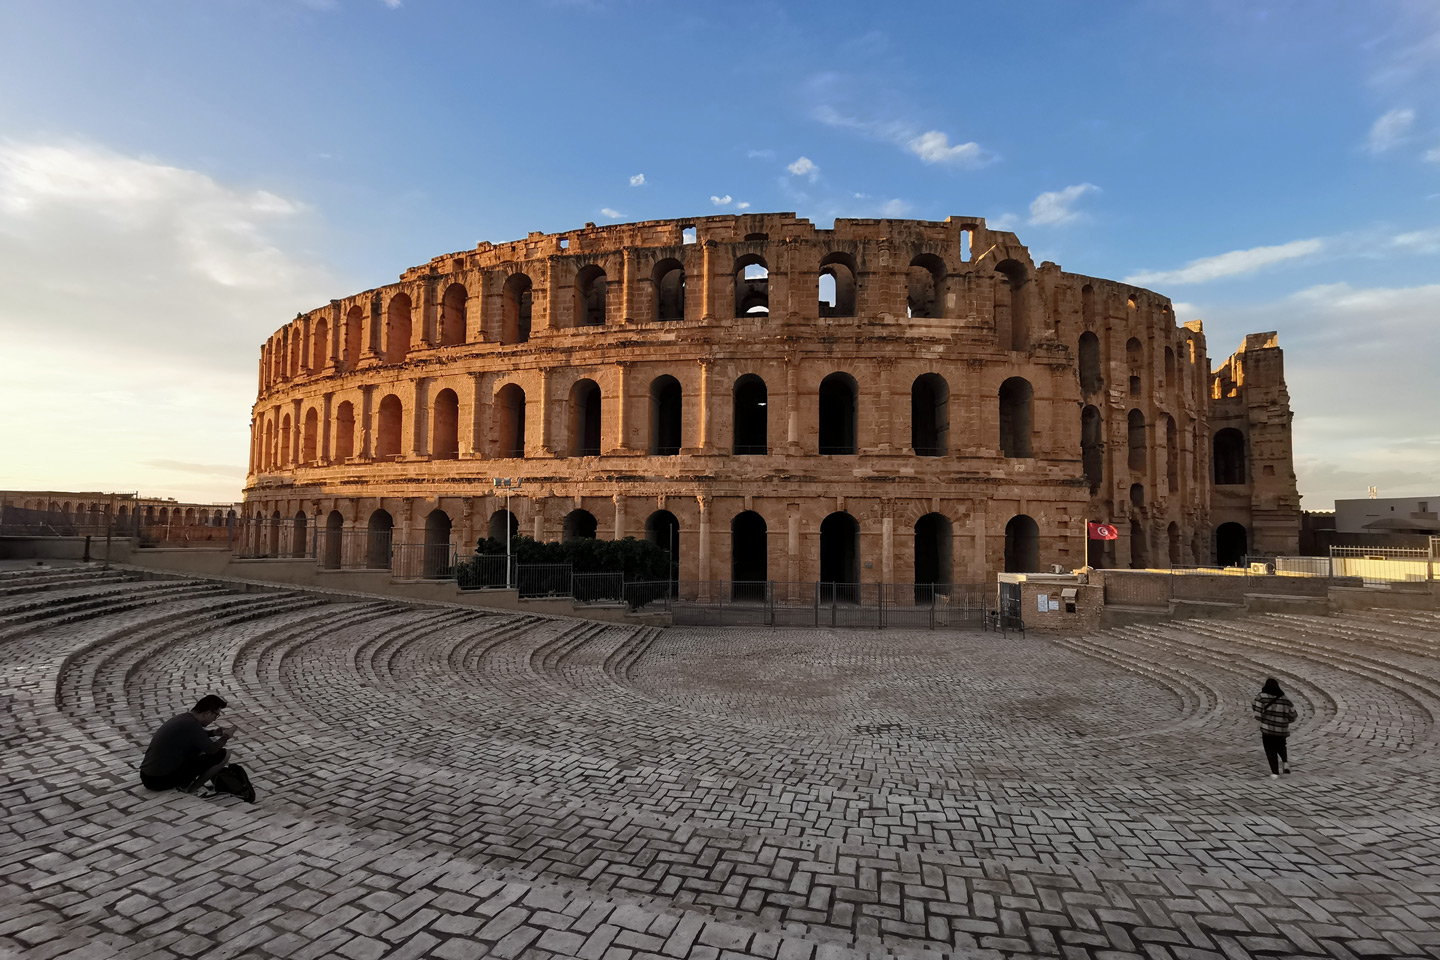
[
  {"xmin": 1125, "ymin": 238, "xmax": 1325, "ymax": 286},
  {"xmin": 710, "ymin": 195, "xmax": 733, "ymax": 206},
  {"xmin": 1425, "ymin": 145, "xmax": 1440, "ymax": 163},
  {"xmin": 381, "ymin": 0, "xmax": 402, "ymax": 8},
  {"xmin": 1392, "ymin": 227, "xmax": 1440, "ymax": 252},
  {"xmin": 787, "ymin": 156, "xmax": 819, "ymax": 181},
  {"xmin": 746, "ymin": 149, "xmax": 775, "ymax": 160},
  {"xmin": 600, "ymin": 207, "xmax": 620, "ymax": 218},
  {"xmin": 1028, "ymin": 183, "xmax": 1100, "ymax": 225},
  {"xmin": 813, "ymin": 105, "xmax": 996, "ymax": 169},
  {"xmin": 905, "ymin": 131, "xmax": 990, "ymax": 168},
  {"xmin": 629, "ymin": 173, "xmax": 645, "ymax": 186},
  {"xmin": 736, "ymin": 201, "xmax": 750, "ymax": 209},
  {"xmin": 1366, "ymin": 107, "xmax": 1415, "ymax": 154}
]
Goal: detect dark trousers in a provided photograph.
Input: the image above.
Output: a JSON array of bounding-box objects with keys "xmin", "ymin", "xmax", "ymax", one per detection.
[
  {"xmin": 1261, "ymin": 734, "xmax": 1289, "ymax": 774},
  {"xmin": 141, "ymin": 748, "xmax": 228, "ymax": 791}
]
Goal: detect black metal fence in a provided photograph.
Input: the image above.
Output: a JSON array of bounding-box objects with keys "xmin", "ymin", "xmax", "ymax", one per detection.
[{"xmin": 613, "ymin": 580, "xmax": 989, "ymax": 628}]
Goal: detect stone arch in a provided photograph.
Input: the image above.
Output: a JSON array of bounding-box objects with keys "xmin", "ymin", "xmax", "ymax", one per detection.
[
  {"xmin": 731, "ymin": 510, "xmax": 767, "ymax": 586},
  {"xmin": 1081, "ymin": 283, "xmax": 1095, "ymax": 327},
  {"xmin": 1078, "ymin": 331, "xmax": 1102, "ymax": 395},
  {"xmin": 1127, "ymin": 409, "xmax": 1146, "ymax": 472},
  {"xmin": 732, "ymin": 374, "xmax": 767, "ymax": 455},
  {"xmin": 424, "ymin": 509, "xmax": 452, "ymax": 577},
  {"xmin": 649, "ymin": 375, "xmax": 682, "ymax": 455},
  {"xmin": 1004, "ymin": 514, "xmax": 1039, "ymax": 573},
  {"xmin": 914, "ymin": 513, "xmax": 953, "ymax": 601},
  {"xmin": 562, "ymin": 509, "xmax": 597, "ymax": 540},
  {"xmin": 1127, "ymin": 337, "xmax": 1143, "ymax": 396},
  {"xmin": 818, "ymin": 252, "xmax": 857, "ymax": 318},
  {"xmin": 268, "ymin": 509, "xmax": 281, "ymax": 556},
  {"xmin": 366, "ymin": 509, "xmax": 393, "ymax": 569},
  {"xmin": 432, "ymin": 388, "xmax": 459, "ymax": 460},
  {"xmin": 569, "ymin": 379, "xmax": 602, "ymax": 456},
  {"xmin": 302, "ymin": 407, "xmax": 319, "ymax": 464},
  {"xmin": 998, "ymin": 377, "xmax": 1033, "ymax": 458},
  {"xmin": 820, "ymin": 512, "xmax": 860, "ymax": 593},
  {"xmin": 323, "ymin": 510, "xmax": 343, "ymax": 569},
  {"xmin": 818, "ymin": 372, "xmax": 858, "ymax": 455},
  {"xmin": 311, "ymin": 317, "xmax": 328, "ymax": 371},
  {"xmin": 280, "ymin": 414, "xmax": 292, "ymax": 467},
  {"xmin": 376, "ymin": 394, "xmax": 403, "ymax": 460},
  {"xmin": 645, "ymin": 510, "xmax": 680, "ymax": 588},
  {"xmin": 1216, "ymin": 522, "xmax": 1247, "ymax": 566},
  {"xmin": 1081, "ymin": 405, "xmax": 1103, "ymax": 495},
  {"xmin": 734, "ymin": 255, "xmax": 769, "ymax": 317},
  {"xmin": 495, "ymin": 383, "xmax": 526, "ymax": 458},
  {"xmin": 335, "ymin": 401, "xmax": 356, "ymax": 461},
  {"xmin": 292, "ymin": 510, "xmax": 307, "ymax": 559},
  {"xmin": 994, "ymin": 259, "xmax": 1030, "ymax": 351},
  {"xmin": 575, "ymin": 264, "xmax": 607, "ymax": 327},
  {"xmin": 441, "ymin": 282, "xmax": 467, "ymax": 346},
  {"xmin": 1213, "ymin": 428, "xmax": 1246, "ymax": 484},
  {"xmin": 345, "ymin": 305, "xmax": 365, "ymax": 370},
  {"xmin": 911, "ymin": 373, "xmax": 949, "ymax": 456},
  {"xmin": 502, "ymin": 273, "xmax": 533, "ymax": 345},
  {"xmin": 385, "ymin": 292, "xmax": 412, "ymax": 364},
  {"xmin": 489, "ymin": 509, "xmax": 518, "ymax": 541},
  {"xmin": 1130, "ymin": 518, "xmax": 1149, "ymax": 568},
  {"xmin": 906, "ymin": 253, "xmax": 945, "ymax": 318},
  {"xmin": 653, "ymin": 258, "xmax": 686, "ymax": 321}
]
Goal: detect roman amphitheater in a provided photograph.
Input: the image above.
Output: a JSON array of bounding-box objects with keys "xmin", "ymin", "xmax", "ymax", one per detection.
[{"xmin": 244, "ymin": 213, "xmax": 1300, "ymax": 584}]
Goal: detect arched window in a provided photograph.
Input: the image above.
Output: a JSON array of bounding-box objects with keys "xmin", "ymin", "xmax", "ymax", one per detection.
[
  {"xmin": 1130, "ymin": 519, "xmax": 1149, "ymax": 568},
  {"xmin": 1004, "ymin": 514, "xmax": 1039, "ymax": 573},
  {"xmin": 1164, "ymin": 414, "xmax": 1178, "ymax": 493},
  {"xmin": 385, "ymin": 292, "xmax": 412, "ymax": 364},
  {"xmin": 819, "ymin": 512, "xmax": 860, "ymax": 595},
  {"xmin": 268, "ymin": 510, "xmax": 281, "ymax": 556},
  {"xmin": 1078, "ymin": 331, "xmax": 1102, "ymax": 395},
  {"xmin": 302, "ymin": 408, "xmax": 319, "ymax": 464},
  {"xmin": 1213, "ymin": 428, "xmax": 1246, "ymax": 484},
  {"xmin": 441, "ymin": 282, "xmax": 467, "ymax": 346},
  {"xmin": 289, "ymin": 331, "xmax": 301, "ymax": 378},
  {"xmin": 906, "ymin": 254, "xmax": 945, "ymax": 318},
  {"xmin": 1216, "ymin": 522, "xmax": 1247, "ymax": 566},
  {"xmin": 1127, "ymin": 337, "xmax": 1143, "ymax": 396},
  {"xmin": 732, "ymin": 374, "xmax": 768, "ymax": 455},
  {"xmin": 645, "ymin": 510, "xmax": 679, "ymax": 589},
  {"xmin": 323, "ymin": 510, "xmax": 343, "ymax": 569},
  {"xmin": 432, "ymin": 389, "xmax": 459, "ymax": 460},
  {"xmin": 649, "ymin": 375, "xmax": 682, "ymax": 455},
  {"xmin": 914, "ymin": 513, "xmax": 953, "ymax": 602},
  {"xmin": 569, "ymin": 379, "xmax": 602, "ymax": 456},
  {"xmin": 489, "ymin": 509, "xmax": 519, "ymax": 542},
  {"xmin": 654, "ymin": 259, "xmax": 686, "ymax": 321},
  {"xmin": 818, "ymin": 372, "xmax": 858, "ymax": 455},
  {"xmin": 818, "ymin": 253, "xmax": 857, "ymax": 317},
  {"xmin": 424, "ymin": 509, "xmax": 452, "ymax": 578},
  {"xmin": 312, "ymin": 317, "xmax": 328, "ymax": 371},
  {"xmin": 496, "ymin": 384, "xmax": 526, "ymax": 458},
  {"xmin": 344, "ymin": 305, "xmax": 365, "ymax": 370},
  {"xmin": 575, "ymin": 265, "xmax": 606, "ymax": 327},
  {"xmin": 734, "ymin": 256, "xmax": 769, "ymax": 317},
  {"xmin": 731, "ymin": 511, "xmax": 767, "ymax": 592},
  {"xmin": 280, "ymin": 414, "xmax": 292, "ymax": 467},
  {"xmin": 1164, "ymin": 345, "xmax": 1175, "ymax": 385},
  {"xmin": 502, "ymin": 274, "xmax": 532, "ymax": 345},
  {"xmin": 366, "ymin": 509, "xmax": 393, "ymax": 569},
  {"xmin": 911, "ymin": 373, "xmax": 949, "ymax": 456},
  {"xmin": 292, "ymin": 511, "xmax": 307, "ymax": 559},
  {"xmin": 335, "ymin": 401, "xmax": 355, "ymax": 461},
  {"xmin": 998, "ymin": 377, "xmax": 1033, "ymax": 458},
  {"xmin": 376, "ymin": 394, "xmax": 403, "ymax": 460},
  {"xmin": 562, "ymin": 509, "xmax": 597, "ymax": 540},
  {"xmin": 1081, "ymin": 405, "xmax": 1103, "ymax": 495},
  {"xmin": 995, "ymin": 259, "xmax": 1029, "ymax": 351},
  {"xmin": 1131, "ymin": 483, "xmax": 1144, "ymax": 508},
  {"xmin": 1127, "ymin": 409, "xmax": 1146, "ymax": 472}
]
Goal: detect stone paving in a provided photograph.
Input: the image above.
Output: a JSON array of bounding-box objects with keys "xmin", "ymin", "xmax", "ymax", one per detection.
[{"xmin": 2, "ymin": 563, "xmax": 1439, "ymax": 960}]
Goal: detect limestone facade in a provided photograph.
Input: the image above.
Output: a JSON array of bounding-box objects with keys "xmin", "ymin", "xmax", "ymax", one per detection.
[{"xmin": 242, "ymin": 213, "xmax": 1300, "ymax": 584}]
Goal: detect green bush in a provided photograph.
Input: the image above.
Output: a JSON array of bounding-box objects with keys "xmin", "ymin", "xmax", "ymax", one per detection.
[{"xmin": 472, "ymin": 535, "xmax": 669, "ymax": 581}]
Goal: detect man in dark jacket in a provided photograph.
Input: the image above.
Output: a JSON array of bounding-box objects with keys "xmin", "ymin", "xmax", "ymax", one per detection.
[
  {"xmin": 140, "ymin": 694, "xmax": 237, "ymax": 792},
  {"xmin": 1252, "ymin": 677, "xmax": 1298, "ymax": 778}
]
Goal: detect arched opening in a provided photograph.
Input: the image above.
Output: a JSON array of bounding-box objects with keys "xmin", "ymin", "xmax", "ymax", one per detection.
[
  {"xmin": 819, "ymin": 512, "xmax": 860, "ymax": 597},
  {"xmin": 998, "ymin": 377, "xmax": 1033, "ymax": 458},
  {"xmin": 906, "ymin": 254, "xmax": 945, "ymax": 318},
  {"xmin": 385, "ymin": 292, "xmax": 412, "ymax": 364},
  {"xmin": 376, "ymin": 394, "xmax": 403, "ymax": 460},
  {"xmin": 279, "ymin": 414, "xmax": 292, "ymax": 467},
  {"xmin": 1213, "ymin": 428, "xmax": 1246, "ymax": 484},
  {"xmin": 1164, "ymin": 414, "xmax": 1178, "ymax": 493},
  {"xmin": 432, "ymin": 389, "xmax": 459, "ymax": 460},
  {"xmin": 575, "ymin": 265, "xmax": 607, "ymax": 327},
  {"xmin": 732, "ymin": 374, "xmax": 768, "ymax": 455},
  {"xmin": 268, "ymin": 510, "xmax": 281, "ymax": 556},
  {"xmin": 995, "ymin": 259, "xmax": 1029, "ymax": 352},
  {"xmin": 489, "ymin": 509, "xmax": 518, "ymax": 542},
  {"xmin": 292, "ymin": 511, "xmax": 307, "ymax": 559},
  {"xmin": 731, "ymin": 511, "xmax": 767, "ymax": 595},
  {"xmin": 1004, "ymin": 514, "xmax": 1039, "ymax": 573},
  {"xmin": 1168, "ymin": 522, "xmax": 1181, "ymax": 566},
  {"xmin": 645, "ymin": 510, "xmax": 680, "ymax": 590},
  {"xmin": 311, "ymin": 317, "xmax": 328, "ymax": 371},
  {"xmin": 1130, "ymin": 483, "xmax": 1144, "ymax": 509},
  {"xmin": 302, "ymin": 408, "xmax": 319, "ymax": 464},
  {"xmin": 289, "ymin": 332, "xmax": 300, "ymax": 378},
  {"xmin": 1078, "ymin": 331, "xmax": 1102, "ymax": 395},
  {"xmin": 1127, "ymin": 409, "xmax": 1146, "ymax": 472},
  {"xmin": 910, "ymin": 373, "xmax": 949, "ymax": 456},
  {"xmin": 439, "ymin": 282, "xmax": 467, "ymax": 346},
  {"xmin": 424, "ymin": 509, "xmax": 452, "ymax": 578},
  {"xmin": 1216, "ymin": 522, "xmax": 1247, "ymax": 566},
  {"xmin": 502, "ymin": 273, "xmax": 533, "ymax": 345},
  {"xmin": 563, "ymin": 509, "xmax": 597, "ymax": 540},
  {"xmin": 734, "ymin": 256, "xmax": 769, "ymax": 317},
  {"xmin": 654, "ymin": 258, "xmax": 686, "ymax": 321},
  {"xmin": 323, "ymin": 510, "xmax": 343, "ymax": 569},
  {"xmin": 345, "ymin": 305, "xmax": 365, "ymax": 370},
  {"xmin": 1129, "ymin": 519, "xmax": 1149, "ymax": 568},
  {"xmin": 335, "ymin": 401, "xmax": 355, "ymax": 461},
  {"xmin": 569, "ymin": 379, "xmax": 602, "ymax": 456},
  {"xmin": 366, "ymin": 509, "xmax": 393, "ymax": 569},
  {"xmin": 496, "ymin": 384, "xmax": 526, "ymax": 458},
  {"xmin": 1081, "ymin": 405, "xmax": 1103, "ymax": 495},
  {"xmin": 818, "ymin": 253, "xmax": 857, "ymax": 317},
  {"xmin": 649, "ymin": 375, "xmax": 682, "ymax": 455},
  {"xmin": 1127, "ymin": 337, "xmax": 1143, "ymax": 396},
  {"xmin": 914, "ymin": 513, "xmax": 953, "ymax": 602},
  {"xmin": 818, "ymin": 372, "xmax": 858, "ymax": 455},
  {"xmin": 1164, "ymin": 345, "xmax": 1175, "ymax": 384}
]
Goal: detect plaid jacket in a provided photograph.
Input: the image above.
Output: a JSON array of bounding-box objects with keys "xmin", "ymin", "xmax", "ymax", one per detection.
[{"xmin": 1252, "ymin": 694, "xmax": 1297, "ymax": 735}]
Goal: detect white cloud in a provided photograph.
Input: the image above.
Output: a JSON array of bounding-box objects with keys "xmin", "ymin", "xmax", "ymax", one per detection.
[
  {"xmin": 629, "ymin": 173, "xmax": 645, "ymax": 186},
  {"xmin": 710, "ymin": 195, "xmax": 732, "ymax": 206},
  {"xmin": 905, "ymin": 131, "xmax": 990, "ymax": 168},
  {"xmin": 1125, "ymin": 238, "xmax": 1325, "ymax": 285},
  {"xmin": 1366, "ymin": 107, "xmax": 1415, "ymax": 154},
  {"xmin": 381, "ymin": 0, "xmax": 402, "ymax": 7},
  {"xmin": 813, "ymin": 106, "xmax": 996, "ymax": 169},
  {"xmin": 987, "ymin": 212, "xmax": 1020, "ymax": 231},
  {"xmin": 1425, "ymin": 145, "xmax": 1440, "ymax": 163},
  {"xmin": 747, "ymin": 149, "xmax": 775, "ymax": 160},
  {"xmin": 787, "ymin": 156, "xmax": 819, "ymax": 181},
  {"xmin": 600, "ymin": 208, "xmax": 620, "ymax": 218},
  {"xmin": 1392, "ymin": 228, "xmax": 1440, "ymax": 252},
  {"xmin": 1028, "ymin": 183, "xmax": 1099, "ymax": 225},
  {"xmin": 736, "ymin": 201, "xmax": 750, "ymax": 210}
]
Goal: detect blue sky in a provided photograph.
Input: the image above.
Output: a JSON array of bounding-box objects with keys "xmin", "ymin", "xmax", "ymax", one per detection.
[{"xmin": 1, "ymin": 0, "xmax": 1437, "ymax": 508}]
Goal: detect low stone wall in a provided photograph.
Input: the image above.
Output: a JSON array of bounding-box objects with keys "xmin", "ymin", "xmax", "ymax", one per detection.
[{"xmin": 0, "ymin": 536, "xmax": 136, "ymax": 563}]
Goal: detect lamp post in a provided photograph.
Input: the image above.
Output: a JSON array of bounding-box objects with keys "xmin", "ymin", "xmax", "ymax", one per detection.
[{"xmin": 493, "ymin": 477, "xmax": 521, "ymax": 589}]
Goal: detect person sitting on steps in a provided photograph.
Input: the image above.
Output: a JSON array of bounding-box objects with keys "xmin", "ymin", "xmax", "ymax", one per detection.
[{"xmin": 140, "ymin": 694, "xmax": 238, "ymax": 793}]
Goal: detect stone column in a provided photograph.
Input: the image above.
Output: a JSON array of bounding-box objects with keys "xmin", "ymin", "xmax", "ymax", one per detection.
[
  {"xmin": 973, "ymin": 498, "xmax": 988, "ymax": 581},
  {"xmin": 321, "ymin": 392, "xmax": 333, "ymax": 463},
  {"xmin": 360, "ymin": 385, "xmax": 376, "ymax": 459},
  {"xmin": 613, "ymin": 494, "xmax": 626, "ymax": 539},
  {"xmin": 697, "ymin": 359, "xmax": 712, "ymax": 454},
  {"xmin": 701, "ymin": 240, "xmax": 715, "ymax": 320},
  {"xmin": 467, "ymin": 372, "xmax": 488, "ymax": 458},
  {"xmin": 697, "ymin": 495, "xmax": 711, "ymax": 583},
  {"xmin": 787, "ymin": 503, "xmax": 800, "ymax": 583},
  {"xmin": 877, "ymin": 358, "xmax": 895, "ymax": 454},
  {"xmin": 785, "ymin": 358, "xmax": 800, "ymax": 453},
  {"xmin": 612, "ymin": 362, "xmax": 630, "ymax": 453},
  {"xmin": 882, "ymin": 511, "xmax": 895, "ymax": 583},
  {"xmin": 329, "ymin": 300, "xmax": 342, "ymax": 371},
  {"xmin": 621, "ymin": 247, "xmax": 634, "ymax": 325},
  {"xmin": 537, "ymin": 367, "xmax": 554, "ymax": 456},
  {"xmin": 412, "ymin": 377, "xmax": 431, "ymax": 458},
  {"xmin": 290, "ymin": 399, "xmax": 303, "ymax": 465}
]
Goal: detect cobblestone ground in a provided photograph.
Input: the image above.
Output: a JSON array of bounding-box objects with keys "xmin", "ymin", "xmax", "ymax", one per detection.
[{"xmin": 3, "ymin": 563, "xmax": 1439, "ymax": 960}]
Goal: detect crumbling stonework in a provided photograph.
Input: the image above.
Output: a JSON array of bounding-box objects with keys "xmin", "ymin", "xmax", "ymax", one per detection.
[{"xmin": 243, "ymin": 213, "xmax": 1300, "ymax": 583}]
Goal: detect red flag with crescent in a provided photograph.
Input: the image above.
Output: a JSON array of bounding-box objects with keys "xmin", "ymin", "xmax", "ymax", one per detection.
[{"xmin": 1088, "ymin": 522, "xmax": 1119, "ymax": 541}]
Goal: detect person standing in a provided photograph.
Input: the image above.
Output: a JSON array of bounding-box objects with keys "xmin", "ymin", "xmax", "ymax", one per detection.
[
  {"xmin": 140, "ymin": 694, "xmax": 237, "ymax": 792},
  {"xmin": 1252, "ymin": 678, "xmax": 1298, "ymax": 778}
]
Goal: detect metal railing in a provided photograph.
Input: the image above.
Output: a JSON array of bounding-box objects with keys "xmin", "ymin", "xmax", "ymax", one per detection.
[
  {"xmin": 391, "ymin": 542, "xmax": 458, "ymax": 581},
  {"xmin": 616, "ymin": 580, "xmax": 988, "ymax": 628},
  {"xmin": 315, "ymin": 528, "xmax": 392, "ymax": 569},
  {"xmin": 232, "ymin": 519, "xmax": 316, "ymax": 560}
]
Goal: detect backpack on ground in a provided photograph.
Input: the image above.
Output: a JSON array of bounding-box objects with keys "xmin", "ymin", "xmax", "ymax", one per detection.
[{"xmin": 210, "ymin": 763, "xmax": 256, "ymax": 803}]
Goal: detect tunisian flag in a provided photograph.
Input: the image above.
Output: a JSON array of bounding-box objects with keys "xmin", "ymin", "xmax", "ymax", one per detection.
[{"xmin": 1088, "ymin": 522, "xmax": 1119, "ymax": 540}]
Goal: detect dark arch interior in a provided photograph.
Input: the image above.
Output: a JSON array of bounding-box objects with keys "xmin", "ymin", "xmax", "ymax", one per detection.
[
  {"xmin": 562, "ymin": 509, "xmax": 597, "ymax": 540},
  {"xmin": 733, "ymin": 375, "xmax": 767, "ymax": 455},
  {"xmin": 489, "ymin": 509, "xmax": 519, "ymax": 542},
  {"xmin": 571, "ymin": 380, "xmax": 601, "ymax": 456},
  {"xmin": 1216, "ymin": 522, "xmax": 1248, "ymax": 566},
  {"xmin": 818, "ymin": 374, "xmax": 857, "ymax": 455},
  {"xmin": 432, "ymin": 389, "xmax": 459, "ymax": 460},
  {"xmin": 819, "ymin": 512, "xmax": 859, "ymax": 596},
  {"xmin": 1130, "ymin": 518, "xmax": 1149, "ymax": 568},
  {"xmin": 1213, "ymin": 428, "xmax": 1246, "ymax": 484},
  {"xmin": 731, "ymin": 511, "xmax": 767, "ymax": 598},
  {"xmin": 366, "ymin": 509, "xmax": 393, "ymax": 569},
  {"xmin": 998, "ymin": 378, "xmax": 1033, "ymax": 458},
  {"xmin": 496, "ymin": 385, "xmax": 526, "ymax": 458},
  {"xmin": 650, "ymin": 376, "xmax": 682, "ymax": 455},
  {"xmin": 645, "ymin": 510, "xmax": 680, "ymax": 588},
  {"xmin": 1081, "ymin": 405, "xmax": 1103, "ymax": 495},
  {"xmin": 1004, "ymin": 514, "xmax": 1039, "ymax": 573},
  {"xmin": 1078, "ymin": 331, "xmax": 1102, "ymax": 395},
  {"xmin": 911, "ymin": 374, "xmax": 949, "ymax": 456},
  {"xmin": 914, "ymin": 513, "xmax": 952, "ymax": 602}
]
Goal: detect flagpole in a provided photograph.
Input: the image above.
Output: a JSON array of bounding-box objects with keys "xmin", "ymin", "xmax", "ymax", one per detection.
[{"xmin": 1082, "ymin": 516, "xmax": 1088, "ymax": 570}]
